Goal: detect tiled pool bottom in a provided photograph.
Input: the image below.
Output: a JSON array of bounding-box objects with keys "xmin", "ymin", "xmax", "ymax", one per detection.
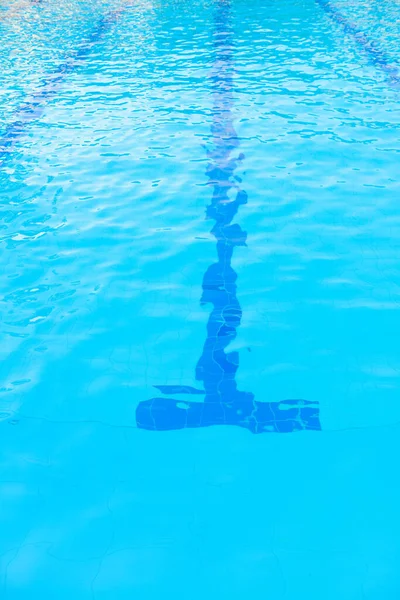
[{"xmin": 1, "ymin": 0, "xmax": 400, "ymax": 597}]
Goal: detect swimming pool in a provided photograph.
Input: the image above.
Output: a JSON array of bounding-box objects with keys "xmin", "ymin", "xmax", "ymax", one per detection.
[{"xmin": 1, "ymin": 0, "xmax": 400, "ymax": 597}]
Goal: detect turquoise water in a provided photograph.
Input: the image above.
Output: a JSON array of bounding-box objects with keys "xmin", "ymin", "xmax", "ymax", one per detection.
[{"xmin": 1, "ymin": 0, "xmax": 400, "ymax": 597}]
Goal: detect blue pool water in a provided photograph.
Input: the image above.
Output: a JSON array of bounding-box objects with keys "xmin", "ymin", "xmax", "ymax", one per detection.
[{"xmin": 1, "ymin": 0, "xmax": 400, "ymax": 597}]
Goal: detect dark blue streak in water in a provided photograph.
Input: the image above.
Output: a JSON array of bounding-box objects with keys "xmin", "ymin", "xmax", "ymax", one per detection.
[
  {"xmin": 0, "ymin": 7, "xmax": 123, "ymax": 164},
  {"xmin": 136, "ymin": 0, "xmax": 321, "ymax": 434},
  {"xmin": 316, "ymin": 0, "xmax": 400, "ymax": 86}
]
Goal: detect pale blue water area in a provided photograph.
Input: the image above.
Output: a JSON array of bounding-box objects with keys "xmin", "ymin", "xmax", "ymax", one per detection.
[{"xmin": 1, "ymin": 0, "xmax": 400, "ymax": 597}]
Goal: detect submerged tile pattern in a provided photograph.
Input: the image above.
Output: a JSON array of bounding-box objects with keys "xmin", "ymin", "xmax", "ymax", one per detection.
[
  {"xmin": 0, "ymin": 6, "xmax": 125, "ymax": 164},
  {"xmin": 136, "ymin": 0, "xmax": 321, "ymax": 434},
  {"xmin": 316, "ymin": 0, "xmax": 400, "ymax": 86}
]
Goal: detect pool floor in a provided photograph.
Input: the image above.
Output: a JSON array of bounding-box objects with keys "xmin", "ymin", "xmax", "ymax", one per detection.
[{"xmin": 1, "ymin": 0, "xmax": 400, "ymax": 597}]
